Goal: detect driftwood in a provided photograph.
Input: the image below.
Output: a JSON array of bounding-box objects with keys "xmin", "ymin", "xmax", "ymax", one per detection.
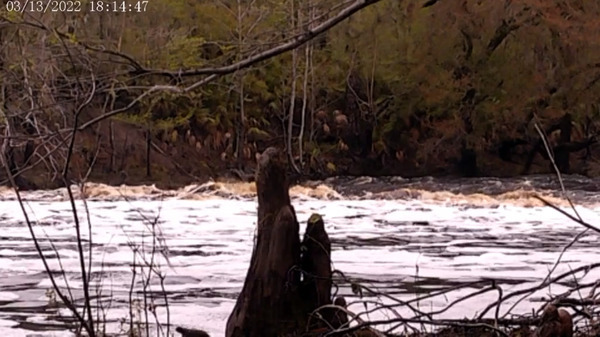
[{"xmin": 225, "ymin": 147, "xmax": 339, "ymax": 337}]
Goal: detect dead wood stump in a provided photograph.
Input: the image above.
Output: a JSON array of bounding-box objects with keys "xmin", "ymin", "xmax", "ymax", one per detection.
[
  {"xmin": 331, "ymin": 297, "xmax": 349, "ymax": 329},
  {"xmin": 226, "ymin": 147, "xmax": 337, "ymax": 337},
  {"xmin": 534, "ymin": 304, "xmax": 573, "ymax": 337},
  {"xmin": 301, "ymin": 213, "xmax": 334, "ymax": 329}
]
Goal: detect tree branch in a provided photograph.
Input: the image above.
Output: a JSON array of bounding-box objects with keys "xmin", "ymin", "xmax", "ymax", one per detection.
[
  {"xmin": 72, "ymin": 0, "xmax": 385, "ymax": 131},
  {"xmin": 130, "ymin": 0, "xmax": 384, "ymax": 77}
]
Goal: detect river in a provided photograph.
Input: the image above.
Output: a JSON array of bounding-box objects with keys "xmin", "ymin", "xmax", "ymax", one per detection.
[{"xmin": 0, "ymin": 175, "xmax": 598, "ymax": 336}]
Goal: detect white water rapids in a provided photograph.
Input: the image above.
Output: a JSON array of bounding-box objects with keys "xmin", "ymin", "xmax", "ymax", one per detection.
[{"xmin": 0, "ymin": 175, "xmax": 599, "ymax": 336}]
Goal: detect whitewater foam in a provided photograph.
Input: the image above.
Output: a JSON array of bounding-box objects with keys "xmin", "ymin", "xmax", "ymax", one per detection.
[{"xmin": 0, "ymin": 175, "xmax": 588, "ymax": 209}]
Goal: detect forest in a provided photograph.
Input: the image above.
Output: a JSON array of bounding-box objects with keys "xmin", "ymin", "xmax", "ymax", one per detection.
[
  {"xmin": 1, "ymin": 0, "xmax": 600, "ymax": 189},
  {"xmin": 2, "ymin": 2, "xmax": 600, "ymax": 337}
]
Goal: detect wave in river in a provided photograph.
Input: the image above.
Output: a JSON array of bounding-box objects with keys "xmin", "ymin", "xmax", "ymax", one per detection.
[{"xmin": 0, "ymin": 174, "xmax": 595, "ymax": 207}]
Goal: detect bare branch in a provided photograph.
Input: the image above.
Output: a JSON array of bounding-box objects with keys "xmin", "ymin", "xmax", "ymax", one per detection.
[{"xmin": 131, "ymin": 0, "xmax": 384, "ymax": 78}]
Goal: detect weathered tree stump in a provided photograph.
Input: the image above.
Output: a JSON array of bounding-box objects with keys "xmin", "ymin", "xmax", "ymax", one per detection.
[
  {"xmin": 226, "ymin": 147, "xmax": 337, "ymax": 337},
  {"xmin": 331, "ymin": 297, "xmax": 349, "ymax": 328},
  {"xmin": 533, "ymin": 304, "xmax": 573, "ymax": 337},
  {"xmin": 301, "ymin": 213, "xmax": 333, "ymax": 330}
]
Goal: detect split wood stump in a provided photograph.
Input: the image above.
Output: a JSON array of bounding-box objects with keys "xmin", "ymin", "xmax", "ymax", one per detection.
[{"xmin": 225, "ymin": 147, "xmax": 338, "ymax": 337}]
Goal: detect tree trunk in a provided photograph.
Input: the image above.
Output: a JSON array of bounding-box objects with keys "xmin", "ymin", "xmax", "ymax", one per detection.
[
  {"xmin": 145, "ymin": 128, "xmax": 151, "ymax": 177},
  {"xmin": 554, "ymin": 113, "xmax": 571, "ymax": 173},
  {"xmin": 225, "ymin": 147, "xmax": 336, "ymax": 337},
  {"xmin": 109, "ymin": 120, "xmax": 115, "ymax": 173}
]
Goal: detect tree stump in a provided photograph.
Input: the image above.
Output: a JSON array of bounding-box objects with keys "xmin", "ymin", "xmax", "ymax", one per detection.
[
  {"xmin": 331, "ymin": 297, "xmax": 349, "ymax": 329},
  {"xmin": 533, "ymin": 304, "xmax": 573, "ymax": 337},
  {"xmin": 225, "ymin": 147, "xmax": 338, "ymax": 337},
  {"xmin": 301, "ymin": 213, "xmax": 334, "ymax": 330}
]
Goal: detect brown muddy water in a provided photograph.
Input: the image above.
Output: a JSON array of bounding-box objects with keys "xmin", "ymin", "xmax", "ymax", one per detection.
[{"xmin": 0, "ymin": 174, "xmax": 598, "ymax": 336}]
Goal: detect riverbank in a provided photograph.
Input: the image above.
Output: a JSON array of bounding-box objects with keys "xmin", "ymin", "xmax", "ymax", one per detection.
[{"xmin": 4, "ymin": 115, "xmax": 600, "ymax": 192}]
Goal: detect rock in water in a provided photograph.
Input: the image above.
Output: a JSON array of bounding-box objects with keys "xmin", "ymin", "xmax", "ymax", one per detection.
[{"xmin": 175, "ymin": 327, "xmax": 210, "ymax": 337}]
